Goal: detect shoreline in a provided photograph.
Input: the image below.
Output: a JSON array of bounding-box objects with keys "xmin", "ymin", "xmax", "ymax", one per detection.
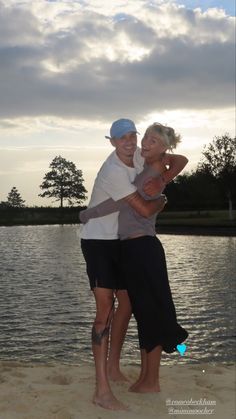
[
  {"xmin": 156, "ymin": 225, "xmax": 236, "ymax": 236},
  {"xmin": 0, "ymin": 361, "xmax": 235, "ymax": 418}
]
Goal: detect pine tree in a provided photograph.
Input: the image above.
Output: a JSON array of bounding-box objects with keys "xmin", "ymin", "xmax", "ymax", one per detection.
[{"xmin": 7, "ymin": 187, "xmax": 25, "ymax": 208}]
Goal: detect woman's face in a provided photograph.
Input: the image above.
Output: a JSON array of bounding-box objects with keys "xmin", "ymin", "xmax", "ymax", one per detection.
[{"xmin": 141, "ymin": 130, "xmax": 168, "ymax": 159}]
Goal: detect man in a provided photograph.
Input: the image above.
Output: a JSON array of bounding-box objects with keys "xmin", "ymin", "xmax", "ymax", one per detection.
[{"xmin": 80, "ymin": 118, "xmax": 166, "ymax": 410}]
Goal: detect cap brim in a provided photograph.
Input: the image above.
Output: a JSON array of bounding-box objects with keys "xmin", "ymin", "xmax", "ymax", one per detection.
[{"xmin": 105, "ymin": 131, "xmax": 139, "ymax": 140}]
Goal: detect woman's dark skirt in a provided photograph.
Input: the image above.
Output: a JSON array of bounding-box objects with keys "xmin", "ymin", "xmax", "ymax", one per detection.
[{"xmin": 121, "ymin": 235, "xmax": 188, "ymax": 353}]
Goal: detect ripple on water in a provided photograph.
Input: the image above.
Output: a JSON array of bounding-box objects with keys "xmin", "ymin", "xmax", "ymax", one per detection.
[{"xmin": 0, "ymin": 226, "xmax": 235, "ymax": 365}]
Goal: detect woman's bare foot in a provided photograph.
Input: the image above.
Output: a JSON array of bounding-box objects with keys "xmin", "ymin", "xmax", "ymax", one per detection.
[
  {"xmin": 129, "ymin": 377, "xmax": 143, "ymax": 391},
  {"xmin": 93, "ymin": 392, "xmax": 129, "ymax": 410},
  {"xmin": 129, "ymin": 381, "xmax": 160, "ymax": 393},
  {"xmin": 108, "ymin": 369, "xmax": 129, "ymax": 382}
]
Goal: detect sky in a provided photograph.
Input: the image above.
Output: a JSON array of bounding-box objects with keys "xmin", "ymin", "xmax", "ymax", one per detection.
[{"xmin": 0, "ymin": 0, "xmax": 235, "ymax": 206}]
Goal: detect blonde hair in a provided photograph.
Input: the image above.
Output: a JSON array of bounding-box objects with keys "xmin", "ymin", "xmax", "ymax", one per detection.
[{"xmin": 145, "ymin": 122, "xmax": 181, "ymax": 150}]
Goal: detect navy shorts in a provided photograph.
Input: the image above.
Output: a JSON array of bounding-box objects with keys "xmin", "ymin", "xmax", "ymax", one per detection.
[{"xmin": 81, "ymin": 239, "xmax": 126, "ymax": 290}]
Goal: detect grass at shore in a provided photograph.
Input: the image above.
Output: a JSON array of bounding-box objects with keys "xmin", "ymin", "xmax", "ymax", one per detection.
[
  {"xmin": 155, "ymin": 210, "xmax": 236, "ymax": 235},
  {"xmin": 158, "ymin": 210, "xmax": 236, "ymax": 226}
]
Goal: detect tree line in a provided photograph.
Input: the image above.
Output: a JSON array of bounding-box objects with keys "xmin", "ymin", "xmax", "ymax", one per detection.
[
  {"xmin": 1, "ymin": 134, "xmax": 235, "ymax": 219},
  {"xmin": 166, "ymin": 134, "xmax": 236, "ymax": 219}
]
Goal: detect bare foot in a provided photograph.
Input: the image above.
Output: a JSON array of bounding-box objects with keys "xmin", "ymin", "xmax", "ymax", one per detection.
[
  {"xmin": 108, "ymin": 369, "xmax": 130, "ymax": 382},
  {"xmin": 129, "ymin": 377, "xmax": 143, "ymax": 391},
  {"xmin": 93, "ymin": 393, "xmax": 129, "ymax": 410},
  {"xmin": 129, "ymin": 382, "xmax": 160, "ymax": 393}
]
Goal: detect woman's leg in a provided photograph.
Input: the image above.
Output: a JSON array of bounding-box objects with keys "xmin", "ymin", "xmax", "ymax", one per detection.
[
  {"xmin": 130, "ymin": 345, "xmax": 162, "ymax": 393},
  {"xmin": 129, "ymin": 349, "xmax": 147, "ymax": 390},
  {"xmin": 121, "ymin": 237, "xmax": 187, "ymax": 393},
  {"xmin": 107, "ymin": 289, "xmax": 132, "ymax": 381},
  {"xmin": 92, "ymin": 287, "xmax": 127, "ymax": 410},
  {"xmin": 120, "ymin": 237, "xmax": 166, "ymax": 393}
]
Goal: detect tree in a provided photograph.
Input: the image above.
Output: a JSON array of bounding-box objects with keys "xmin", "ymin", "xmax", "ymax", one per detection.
[
  {"xmin": 198, "ymin": 134, "xmax": 236, "ymax": 220},
  {"xmin": 165, "ymin": 170, "xmax": 222, "ymax": 211},
  {"xmin": 39, "ymin": 156, "xmax": 87, "ymax": 207},
  {"xmin": 6, "ymin": 186, "xmax": 25, "ymax": 208}
]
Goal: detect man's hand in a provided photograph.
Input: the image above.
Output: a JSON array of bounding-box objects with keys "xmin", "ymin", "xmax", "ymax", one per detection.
[
  {"xmin": 143, "ymin": 176, "xmax": 166, "ymax": 197},
  {"xmin": 155, "ymin": 194, "xmax": 168, "ymax": 214},
  {"xmin": 79, "ymin": 209, "xmax": 88, "ymax": 223}
]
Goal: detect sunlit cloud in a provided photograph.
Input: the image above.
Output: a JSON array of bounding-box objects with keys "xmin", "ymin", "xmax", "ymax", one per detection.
[{"xmin": 0, "ymin": 0, "xmax": 235, "ymax": 205}]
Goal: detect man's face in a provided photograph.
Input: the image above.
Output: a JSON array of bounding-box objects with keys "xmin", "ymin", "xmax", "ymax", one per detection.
[{"xmin": 111, "ymin": 131, "xmax": 137, "ymax": 161}]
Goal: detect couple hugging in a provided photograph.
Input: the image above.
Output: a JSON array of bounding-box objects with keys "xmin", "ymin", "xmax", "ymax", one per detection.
[{"xmin": 79, "ymin": 118, "xmax": 188, "ymax": 410}]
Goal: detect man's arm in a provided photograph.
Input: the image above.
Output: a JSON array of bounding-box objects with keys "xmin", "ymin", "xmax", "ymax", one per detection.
[
  {"xmin": 79, "ymin": 193, "xmax": 167, "ymax": 223},
  {"xmin": 79, "ymin": 198, "xmax": 122, "ymax": 223},
  {"xmin": 80, "ymin": 163, "xmax": 169, "ymax": 223},
  {"xmin": 123, "ymin": 192, "xmax": 167, "ymax": 218}
]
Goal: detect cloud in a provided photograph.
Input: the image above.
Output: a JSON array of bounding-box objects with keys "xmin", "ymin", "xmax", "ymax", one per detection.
[
  {"xmin": 0, "ymin": 1, "xmax": 235, "ymax": 206},
  {"xmin": 173, "ymin": 0, "xmax": 235, "ymax": 16},
  {"xmin": 0, "ymin": 4, "xmax": 41, "ymax": 47},
  {"xmin": 0, "ymin": 0, "xmax": 234, "ymax": 122}
]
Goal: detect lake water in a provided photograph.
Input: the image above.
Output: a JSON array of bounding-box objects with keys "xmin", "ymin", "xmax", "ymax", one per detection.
[{"xmin": 0, "ymin": 225, "xmax": 235, "ymax": 366}]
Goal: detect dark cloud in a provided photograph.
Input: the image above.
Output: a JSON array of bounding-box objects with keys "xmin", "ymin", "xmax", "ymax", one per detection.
[
  {"xmin": 0, "ymin": 1, "xmax": 234, "ymax": 121},
  {"xmin": 0, "ymin": 3, "xmax": 41, "ymax": 46}
]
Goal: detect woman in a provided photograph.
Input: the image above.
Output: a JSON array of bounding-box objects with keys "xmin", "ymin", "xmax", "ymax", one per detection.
[{"xmin": 80, "ymin": 122, "xmax": 188, "ymax": 393}]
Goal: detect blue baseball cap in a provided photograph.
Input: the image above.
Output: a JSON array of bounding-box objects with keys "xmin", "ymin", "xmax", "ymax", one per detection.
[{"xmin": 105, "ymin": 118, "xmax": 139, "ymax": 139}]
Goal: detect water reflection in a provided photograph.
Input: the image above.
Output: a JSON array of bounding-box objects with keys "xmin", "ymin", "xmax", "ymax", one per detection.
[{"xmin": 0, "ymin": 225, "xmax": 235, "ymax": 365}]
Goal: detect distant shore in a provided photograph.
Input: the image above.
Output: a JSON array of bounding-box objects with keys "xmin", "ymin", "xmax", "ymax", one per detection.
[{"xmin": 0, "ymin": 208, "xmax": 235, "ymax": 236}]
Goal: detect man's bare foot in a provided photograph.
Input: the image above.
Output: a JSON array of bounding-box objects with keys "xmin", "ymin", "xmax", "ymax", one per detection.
[
  {"xmin": 129, "ymin": 381, "xmax": 160, "ymax": 393},
  {"xmin": 93, "ymin": 392, "xmax": 129, "ymax": 410},
  {"xmin": 108, "ymin": 369, "xmax": 129, "ymax": 382}
]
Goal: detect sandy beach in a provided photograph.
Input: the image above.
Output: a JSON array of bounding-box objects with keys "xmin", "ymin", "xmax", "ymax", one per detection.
[{"xmin": 0, "ymin": 361, "xmax": 235, "ymax": 419}]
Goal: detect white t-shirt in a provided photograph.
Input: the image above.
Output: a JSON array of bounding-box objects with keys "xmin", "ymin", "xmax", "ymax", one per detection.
[{"xmin": 80, "ymin": 148, "xmax": 144, "ymax": 239}]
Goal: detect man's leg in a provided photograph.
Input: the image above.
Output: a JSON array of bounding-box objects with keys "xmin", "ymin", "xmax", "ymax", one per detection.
[
  {"xmin": 92, "ymin": 287, "xmax": 127, "ymax": 410},
  {"xmin": 107, "ymin": 289, "xmax": 132, "ymax": 381}
]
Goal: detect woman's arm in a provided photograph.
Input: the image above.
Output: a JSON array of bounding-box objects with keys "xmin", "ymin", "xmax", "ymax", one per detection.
[
  {"xmin": 161, "ymin": 153, "xmax": 188, "ymax": 184},
  {"xmin": 143, "ymin": 154, "xmax": 188, "ymax": 196}
]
